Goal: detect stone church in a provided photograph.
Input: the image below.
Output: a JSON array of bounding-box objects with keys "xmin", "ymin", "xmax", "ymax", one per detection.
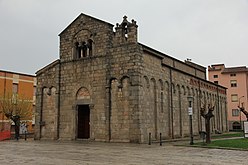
[{"xmin": 35, "ymin": 13, "xmax": 228, "ymax": 143}]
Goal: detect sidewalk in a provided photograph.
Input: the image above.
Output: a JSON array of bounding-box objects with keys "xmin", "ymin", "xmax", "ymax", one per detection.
[{"xmin": 1, "ymin": 139, "xmax": 247, "ymax": 165}]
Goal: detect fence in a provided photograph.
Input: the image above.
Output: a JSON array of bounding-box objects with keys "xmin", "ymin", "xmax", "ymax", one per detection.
[{"xmin": 0, "ymin": 130, "xmax": 11, "ymax": 141}]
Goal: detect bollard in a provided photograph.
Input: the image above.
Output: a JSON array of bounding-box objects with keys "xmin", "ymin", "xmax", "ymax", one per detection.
[
  {"xmin": 160, "ymin": 133, "xmax": 162, "ymax": 146},
  {"xmin": 148, "ymin": 133, "xmax": 151, "ymax": 145},
  {"xmin": 24, "ymin": 131, "xmax": 27, "ymax": 141}
]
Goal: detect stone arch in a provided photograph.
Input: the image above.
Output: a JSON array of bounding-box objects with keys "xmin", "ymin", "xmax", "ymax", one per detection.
[
  {"xmin": 164, "ymin": 81, "xmax": 171, "ymax": 138},
  {"xmin": 46, "ymin": 86, "xmax": 56, "ymax": 96},
  {"xmin": 199, "ymin": 90, "xmax": 202, "ymax": 99},
  {"xmin": 176, "ymin": 84, "xmax": 181, "ymax": 94},
  {"xmin": 72, "ymin": 83, "xmax": 93, "ymax": 105},
  {"xmin": 120, "ymin": 75, "xmax": 130, "ymax": 88},
  {"xmin": 175, "ymin": 84, "xmax": 182, "ymax": 137},
  {"xmin": 150, "ymin": 78, "xmax": 158, "ymax": 139},
  {"xmin": 201, "ymin": 91, "xmax": 206, "ymax": 106},
  {"xmin": 140, "ymin": 76, "xmax": 150, "ymax": 142},
  {"xmin": 206, "ymin": 92, "xmax": 209, "ymax": 103},
  {"xmin": 40, "ymin": 86, "xmax": 57, "ymax": 140},
  {"xmin": 107, "ymin": 77, "xmax": 119, "ymax": 141},
  {"xmin": 195, "ymin": 88, "xmax": 201, "ymax": 131},
  {"xmin": 118, "ymin": 76, "xmax": 131, "ymax": 98},
  {"xmin": 111, "ymin": 76, "xmax": 131, "ymax": 141},
  {"xmin": 76, "ymin": 87, "xmax": 91, "ymax": 100},
  {"xmin": 72, "ymin": 29, "xmax": 95, "ymax": 59},
  {"xmin": 181, "ymin": 85, "xmax": 186, "ymax": 95},
  {"xmin": 171, "ymin": 83, "xmax": 175, "ymax": 94},
  {"xmin": 191, "ymin": 88, "xmax": 195, "ymax": 96},
  {"xmin": 143, "ymin": 76, "xmax": 150, "ymax": 88},
  {"xmin": 186, "ymin": 86, "xmax": 190, "ymax": 96},
  {"xmin": 157, "ymin": 78, "xmax": 166, "ymax": 139},
  {"xmin": 159, "ymin": 79, "xmax": 163, "ymax": 91},
  {"xmin": 150, "ymin": 78, "xmax": 156, "ymax": 87},
  {"xmin": 211, "ymin": 93, "xmax": 215, "ymax": 105},
  {"xmin": 158, "ymin": 79, "xmax": 164, "ymax": 113}
]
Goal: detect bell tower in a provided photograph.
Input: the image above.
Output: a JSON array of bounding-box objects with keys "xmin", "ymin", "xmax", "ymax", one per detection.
[{"xmin": 114, "ymin": 16, "xmax": 138, "ymax": 45}]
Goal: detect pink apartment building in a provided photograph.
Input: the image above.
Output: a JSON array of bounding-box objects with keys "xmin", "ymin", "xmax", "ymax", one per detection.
[{"xmin": 208, "ymin": 64, "xmax": 248, "ymax": 130}]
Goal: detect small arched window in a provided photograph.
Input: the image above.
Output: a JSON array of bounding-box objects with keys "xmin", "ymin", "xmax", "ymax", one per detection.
[
  {"xmin": 82, "ymin": 42, "xmax": 87, "ymax": 57},
  {"xmin": 88, "ymin": 39, "xmax": 93, "ymax": 56},
  {"xmin": 122, "ymin": 23, "xmax": 128, "ymax": 38},
  {"xmin": 74, "ymin": 39, "xmax": 94, "ymax": 59},
  {"xmin": 75, "ymin": 42, "xmax": 81, "ymax": 58}
]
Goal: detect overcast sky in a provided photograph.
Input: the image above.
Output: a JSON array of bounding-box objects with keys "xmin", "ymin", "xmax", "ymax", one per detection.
[{"xmin": 0, "ymin": 0, "xmax": 247, "ymax": 75}]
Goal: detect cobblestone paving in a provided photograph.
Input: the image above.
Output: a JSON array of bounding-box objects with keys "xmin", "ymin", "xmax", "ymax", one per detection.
[{"xmin": 0, "ymin": 140, "xmax": 247, "ymax": 165}]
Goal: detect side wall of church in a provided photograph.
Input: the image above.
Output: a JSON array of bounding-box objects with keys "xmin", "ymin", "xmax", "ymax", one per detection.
[{"xmin": 140, "ymin": 51, "xmax": 228, "ymax": 142}]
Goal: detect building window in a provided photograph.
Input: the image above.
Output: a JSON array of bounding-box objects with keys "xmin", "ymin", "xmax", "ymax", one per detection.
[
  {"xmin": 88, "ymin": 39, "xmax": 93, "ymax": 56},
  {"xmin": 232, "ymin": 121, "xmax": 241, "ymax": 130},
  {"xmin": 214, "ymin": 81, "xmax": 218, "ymax": 84},
  {"xmin": 232, "ymin": 109, "xmax": 240, "ymax": 116},
  {"xmin": 74, "ymin": 40, "xmax": 94, "ymax": 59},
  {"xmin": 33, "ymin": 86, "xmax": 36, "ymax": 96},
  {"xmin": 231, "ymin": 94, "xmax": 238, "ymax": 102},
  {"xmin": 13, "ymin": 83, "xmax": 18, "ymax": 94},
  {"xmin": 82, "ymin": 42, "xmax": 87, "ymax": 57},
  {"xmin": 230, "ymin": 73, "xmax": 236, "ymax": 77},
  {"xmin": 230, "ymin": 80, "xmax": 237, "ymax": 87},
  {"xmin": 213, "ymin": 75, "xmax": 218, "ymax": 78}
]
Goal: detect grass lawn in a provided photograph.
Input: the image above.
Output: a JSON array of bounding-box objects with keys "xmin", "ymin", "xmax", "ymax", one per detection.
[
  {"xmin": 198, "ymin": 138, "xmax": 248, "ymax": 149},
  {"xmin": 211, "ymin": 132, "xmax": 243, "ymax": 139}
]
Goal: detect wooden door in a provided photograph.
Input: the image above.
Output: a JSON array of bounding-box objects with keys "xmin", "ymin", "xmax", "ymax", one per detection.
[{"xmin": 77, "ymin": 105, "xmax": 90, "ymax": 139}]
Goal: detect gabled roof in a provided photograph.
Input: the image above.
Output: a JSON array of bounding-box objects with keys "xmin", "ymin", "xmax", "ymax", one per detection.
[{"xmin": 59, "ymin": 13, "xmax": 114, "ymax": 36}]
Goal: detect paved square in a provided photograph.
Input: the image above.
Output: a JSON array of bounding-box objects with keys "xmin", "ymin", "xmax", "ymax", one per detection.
[{"xmin": 0, "ymin": 140, "xmax": 247, "ymax": 165}]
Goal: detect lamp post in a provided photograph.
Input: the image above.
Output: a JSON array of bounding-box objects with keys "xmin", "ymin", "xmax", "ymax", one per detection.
[
  {"xmin": 187, "ymin": 96, "xmax": 194, "ymax": 145},
  {"xmin": 239, "ymin": 96, "xmax": 244, "ymax": 130}
]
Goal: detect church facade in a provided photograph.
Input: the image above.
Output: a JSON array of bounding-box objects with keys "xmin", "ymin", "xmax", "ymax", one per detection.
[{"xmin": 34, "ymin": 13, "xmax": 228, "ymax": 143}]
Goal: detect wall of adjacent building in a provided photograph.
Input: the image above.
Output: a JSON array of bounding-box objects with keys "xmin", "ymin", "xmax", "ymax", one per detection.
[
  {"xmin": 208, "ymin": 64, "xmax": 248, "ymax": 130},
  {"xmin": 0, "ymin": 70, "xmax": 36, "ymax": 133}
]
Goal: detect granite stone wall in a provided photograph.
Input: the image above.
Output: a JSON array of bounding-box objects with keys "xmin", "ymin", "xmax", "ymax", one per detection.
[{"xmin": 35, "ymin": 13, "xmax": 228, "ymax": 143}]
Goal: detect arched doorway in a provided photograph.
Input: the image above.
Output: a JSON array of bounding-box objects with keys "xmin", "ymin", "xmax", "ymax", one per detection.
[
  {"xmin": 232, "ymin": 121, "xmax": 241, "ymax": 130},
  {"xmin": 75, "ymin": 87, "xmax": 91, "ymax": 139}
]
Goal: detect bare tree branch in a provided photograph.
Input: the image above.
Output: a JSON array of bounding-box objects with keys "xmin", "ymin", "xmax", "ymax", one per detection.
[{"xmin": 0, "ymin": 93, "xmax": 32, "ymax": 122}]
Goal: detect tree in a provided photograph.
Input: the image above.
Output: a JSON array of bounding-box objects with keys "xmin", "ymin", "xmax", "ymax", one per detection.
[
  {"xmin": 0, "ymin": 93, "xmax": 32, "ymax": 140},
  {"xmin": 200, "ymin": 103, "xmax": 214, "ymax": 144},
  {"xmin": 238, "ymin": 106, "xmax": 248, "ymax": 121}
]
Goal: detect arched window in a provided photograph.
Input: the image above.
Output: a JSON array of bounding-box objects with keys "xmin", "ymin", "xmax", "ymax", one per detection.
[
  {"xmin": 88, "ymin": 39, "xmax": 93, "ymax": 56},
  {"xmin": 122, "ymin": 23, "xmax": 128, "ymax": 38},
  {"xmin": 74, "ymin": 39, "xmax": 94, "ymax": 59},
  {"xmin": 75, "ymin": 42, "xmax": 81, "ymax": 58},
  {"xmin": 82, "ymin": 42, "xmax": 87, "ymax": 57}
]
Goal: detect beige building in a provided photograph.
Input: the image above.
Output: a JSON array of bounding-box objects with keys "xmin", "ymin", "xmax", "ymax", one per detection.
[
  {"xmin": 35, "ymin": 13, "xmax": 228, "ymax": 143},
  {"xmin": 208, "ymin": 64, "xmax": 248, "ymax": 130}
]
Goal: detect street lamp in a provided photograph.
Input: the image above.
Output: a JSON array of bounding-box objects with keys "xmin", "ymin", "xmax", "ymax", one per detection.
[
  {"xmin": 239, "ymin": 96, "xmax": 244, "ymax": 130},
  {"xmin": 187, "ymin": 96, "xmax": 194, "ymax": 145}
]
